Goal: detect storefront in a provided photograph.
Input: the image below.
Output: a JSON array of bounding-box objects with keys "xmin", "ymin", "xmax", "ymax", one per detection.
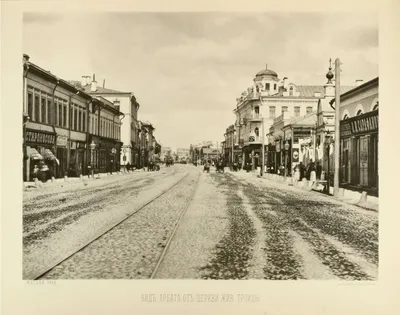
[
  {"xmin": 340, "ymin": 110, "xmax": 378, "ymax": 194},
  {"xmin": 25, "ymin": 129, "xmax": 57, "ymax": 181},
  {"xmin": 68, "ymin": 140, "xmax": 87, "ymax": 177},
  {"xmin": 56, "ymin": 134, "xmax": 68, "ymax": 178}
]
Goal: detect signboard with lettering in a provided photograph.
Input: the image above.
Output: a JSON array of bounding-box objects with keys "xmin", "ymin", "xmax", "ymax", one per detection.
[
  {"xmin": 26, "ymin": 130, "xmax": 55, "ymax": 145},
  {"xmin": 340, "ymin": 110, "xmax": 378, "ymax": 137},
  {"xmin": 292, "ymin": 148, "xmax": 299, "ymax": 162},
  {"xmin": 293, "ymin": 128, "xmax": 311, "ymax": 140},
  {"xmin": 57, "ymin": 135, "xmax": 68, "ymax": 147}
]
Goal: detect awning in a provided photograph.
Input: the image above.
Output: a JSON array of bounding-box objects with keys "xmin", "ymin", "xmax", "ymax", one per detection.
[
  {"xmin": 28, "ymin": 148, "xmax": 43, "ymax": 160},
  {"xmin": 43, "ymin": 149, "xmax": 56, "ymax": 161}
]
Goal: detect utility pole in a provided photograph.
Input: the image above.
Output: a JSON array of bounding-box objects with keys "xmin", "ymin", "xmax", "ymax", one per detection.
[{"xmin": 333, "ymin": 58, "xmax": 341, "ymax": 197}]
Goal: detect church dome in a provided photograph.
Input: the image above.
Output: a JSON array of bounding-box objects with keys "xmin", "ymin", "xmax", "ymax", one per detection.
[{"xmin": 255, "ymin": 63, "xmax": 278, "ymax": 78}]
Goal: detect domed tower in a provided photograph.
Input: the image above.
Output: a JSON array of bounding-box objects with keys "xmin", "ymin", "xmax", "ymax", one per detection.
[
  {"xmin": 253, "ymin": 63, "xmax": 280, "ymax": 95},
  {"xmin": 324, "ymin": 58, "xmax": 335, "ymax": 98}
]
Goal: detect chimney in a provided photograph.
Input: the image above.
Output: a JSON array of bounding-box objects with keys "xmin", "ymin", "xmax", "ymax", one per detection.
[
  {"xmin": 113, "ymin": 99, "xmax": 120, "ymax": 111},
  {"xmin": 91, "ymin": 73, "xmax": 97, "ymax": 92},
  {"xmin": 103, "ymin": 79, "xmax": 105, "ymax": 88},
  {"xmin": 314, "ymin": 91, "xmax": 322, "ymax": 98},
  {"xmin": 265, "ymin": 63, "xmax": 268, "ymax": 70},
  {"xmin": 355, "ymin": 79, "xmax": 364, "ymax": 86},
  {"xmin": 23, "ymin": 54, "xmax": 30, "ymax": 62}
]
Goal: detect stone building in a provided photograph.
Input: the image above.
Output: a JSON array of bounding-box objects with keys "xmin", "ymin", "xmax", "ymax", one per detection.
[
  {"xmin": 23, "ymin": 55, "xmax": 123, "ymax": 181},
  {"xmin": 70, "ymin": 75, "xmax": 140, "ymax": 168},
  {"xmin": 234, "ymin": 62, "xmax": 354, "ymax": 171}
]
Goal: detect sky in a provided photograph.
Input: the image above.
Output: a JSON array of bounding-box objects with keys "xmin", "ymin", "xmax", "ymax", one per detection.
[{"xmin": 23, "ymin": 12, "xmax": 378, "ymax": 149}]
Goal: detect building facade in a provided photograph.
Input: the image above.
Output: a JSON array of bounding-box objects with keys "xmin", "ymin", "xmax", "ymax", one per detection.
[
  {"xmin": 23, "ymin": 55, "xmax": 122, "ymax": 181},
  {"xmin": 331, "ymin": 77, "xmax": 379, "ymax": 195},
  {"xmin": 71, "ymin": 76, "xmax": 140, "ymax": 168},
  {"xmin": 233, "ymin": 62, "xmax": 354, "ymax": 171}
]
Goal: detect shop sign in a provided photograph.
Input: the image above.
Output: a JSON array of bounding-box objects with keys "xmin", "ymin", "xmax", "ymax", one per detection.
[
  {"xmin": 57, "ymin": 135, "xmax": 68, "ymax": 147},
  {"xmin": 292, "ymin": 148, "xmax": 299, "ymax": 162},
  {"xmin": 293, "ymin": 128, "xmax": 311, "ymax": 140},
  {"xmin": 26, "ymin": 130, "xmax": 55, "ymax": 145},
  {"xmin": 341, "ymin": 111, "xmax": 378, "ymax": 137},
  {"xmin": 78, "ymin": 142, "xmax": 86, "ymax": 149}
]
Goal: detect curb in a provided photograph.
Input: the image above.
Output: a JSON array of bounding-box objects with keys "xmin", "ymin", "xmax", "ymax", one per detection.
[{"xmin": 251, "ymin": 172, "xmax": 378, "ymax": 211}]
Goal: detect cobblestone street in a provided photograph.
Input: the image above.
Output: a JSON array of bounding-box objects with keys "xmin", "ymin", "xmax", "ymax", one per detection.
[{"xmin": 23, "ymin": 165, "xmax": 378, "ymax": 280}]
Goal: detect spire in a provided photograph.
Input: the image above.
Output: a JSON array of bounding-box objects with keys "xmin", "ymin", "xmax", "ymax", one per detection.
[
  {"xmin": 326, "ymin": 58, "xmax": 334, "ymax": 84},
  {"xmin": 265, "ymin": 63, "xmax": 268, "ymax": 70}
]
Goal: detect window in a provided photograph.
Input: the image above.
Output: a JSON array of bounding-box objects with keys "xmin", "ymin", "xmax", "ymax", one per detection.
[
  {"xmin": 74, "ymin": 107, "xmax": 78, "ymax": 130},
  {"xmin": 266, "ymin": 83, "xmax": 270, "ymax": 90},
  {"xmin": 269, "ymin": 106, "xmax": 276, "ymax": 118},
  {"xmin": 356, "ymin": 110, "xmax": 363, "ymax": 116},
  {"xmin": 343, "ymin": 114, "xmax": 349, "ymax": 120},
  {"xmin": 58, "ymin": 101, "xmax": 62, "ymax": 126},
  {"xmin": 78, "ymin": 110, "xmax": 82, "ymax": 132},
  {"xmin": 255, "ymin": 106, "xmax": 259, "ymax": 114},
  {"xmin": 83, "ymin": 111, "xmax": 86, "ymax": 132},
  {"xmin": 34, "ymin": 95, "xmax": 40, "ymax": 122},
  {"xmin": 306, "ymin": 106, "xmax": 313, "ymax": 114},
  {"xmin": 274, "ymin": 84, "xmax": 277, "ymax": 90},
  {"xmin": 289, "ymin": 86, "xmax": 294, "ymax": 96},
  {"xmin": 373, "ymin": 103, "xmax": 378, "ymax": 111},
  {"xmin": 47, "ymin": 99, "xmax": 52, "ymax": 124},
  {"xmin": 63, "ymin": 104, "xmax": 67, "ymax": 127},
  {"xmin": 254, "ymin": 128, "xmax": 259, "ymax": 137},
  {"xmin": 28, "ymin": 93, "xmax": 33, "ymax": 119},
  {"xmin": 282, "ymin": 106, "xmax": 288, "ymax": 113},
  {"xmin": 294, "ymin": 106, "xmax": 300, "ymax": 117},
  {"xmin": 41, "ymin": 97, "xmax": 46, "ymax": 123}
]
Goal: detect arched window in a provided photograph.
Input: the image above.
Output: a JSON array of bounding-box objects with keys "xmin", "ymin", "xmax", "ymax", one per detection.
[
  {"xmin": 254, "ymin": 128, "xmax": 259, "ymax": 137},
  {"xmin": 343, "ymin": 114, "xmax": 349, "ymax": 120},
  {"xmin": 373, "ymin": 102, "xmax": 379, "ymax": 111},
  {"xmin": 289, "ymin": 86, "xmax": 294, "ymax": 96},
  {"xmin": 356, "ymin": 110, "xmax": 363, "ymax": 116}
]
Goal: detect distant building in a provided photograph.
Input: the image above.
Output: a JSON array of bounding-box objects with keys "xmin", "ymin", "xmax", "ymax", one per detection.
[{"xmin": 233, "ymin": 62, "xmax": 354, "ymax": 171}]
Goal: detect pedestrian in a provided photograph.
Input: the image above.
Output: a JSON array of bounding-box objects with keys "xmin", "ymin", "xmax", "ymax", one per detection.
[
  {"xmin": 126, "ymin": 162, "xmax": 131, "ymax": 172},
  {"xmin": 32, "ymin": 164, "xmax": 39, "ymax": 181}
]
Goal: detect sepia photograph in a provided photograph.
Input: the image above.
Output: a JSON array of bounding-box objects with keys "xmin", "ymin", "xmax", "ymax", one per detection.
[{"xmin": 20, "ymin": 11, "xmax": 380, "ymax": 281}]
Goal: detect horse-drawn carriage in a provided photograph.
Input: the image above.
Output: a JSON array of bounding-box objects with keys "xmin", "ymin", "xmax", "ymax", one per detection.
[{"xmin": 215, "ymin": 160, "xmax": 225, "ymax": 173}]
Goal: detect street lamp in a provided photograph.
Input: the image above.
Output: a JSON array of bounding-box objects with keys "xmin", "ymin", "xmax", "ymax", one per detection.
[
  {"xmin": 284, "ymin": 140, "xmax": 290, "ymax": 178},
  {"xmin": 89, "ymin": 140, "xmax": 96, "ymax": 179},
  {"xmin": 325, "ymin": 135, "xmax": 332, "ymax": 194},
  {"xmin": 111, "ymin": 146, "xmax": 116, "ymax": 174}
]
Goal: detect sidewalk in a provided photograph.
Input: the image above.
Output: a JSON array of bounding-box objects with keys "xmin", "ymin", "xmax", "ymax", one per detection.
[
  {"xmin": 23, "ymin": 169, "xmax": 150, "ymax": 190},
  {"xmin": 226, "ymin": 169, "xmax": 379, "ymax": 212}
]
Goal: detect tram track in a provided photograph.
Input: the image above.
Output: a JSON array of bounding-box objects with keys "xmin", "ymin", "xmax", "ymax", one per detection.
[{"xmin": 31, "ymin": 167, "xmax": 200, "ymax": 280}]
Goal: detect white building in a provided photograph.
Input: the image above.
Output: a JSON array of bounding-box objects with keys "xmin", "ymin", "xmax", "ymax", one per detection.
[{"xmin": 71, "ymin": 75, "xmax": 140, "ymax": 167}]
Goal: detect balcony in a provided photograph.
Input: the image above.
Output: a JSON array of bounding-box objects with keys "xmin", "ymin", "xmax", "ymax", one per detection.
[{"xmin": 249, "ymin": 112, "xmax": 262, "ymax": 122}]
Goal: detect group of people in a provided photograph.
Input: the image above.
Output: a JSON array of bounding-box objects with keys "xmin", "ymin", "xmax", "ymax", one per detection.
[{"xmin": 32, "ymin": 161, "xmax": 53, "ymax": 183}]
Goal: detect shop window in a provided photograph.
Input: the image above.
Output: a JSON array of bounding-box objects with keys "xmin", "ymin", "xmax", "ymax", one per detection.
[
  {"xmin": 41, "ymin": 97, "xmax": 47, "ymax": 123},
  {"xmin": 294, "ymin": 106, "xmax": 300, "ymax": 117},
  {"xmin": 306, "ymin": 106, "xmax": 313, "ymax": 114},
  {"xmin": 27, "ymin": 93, "xmax": 33, "ymax": 119}
]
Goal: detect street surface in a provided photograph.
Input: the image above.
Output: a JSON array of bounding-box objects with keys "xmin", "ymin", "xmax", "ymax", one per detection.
[{"xmin": 23, "ymin": 164, "xmax": 378, "ymax": 280}]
